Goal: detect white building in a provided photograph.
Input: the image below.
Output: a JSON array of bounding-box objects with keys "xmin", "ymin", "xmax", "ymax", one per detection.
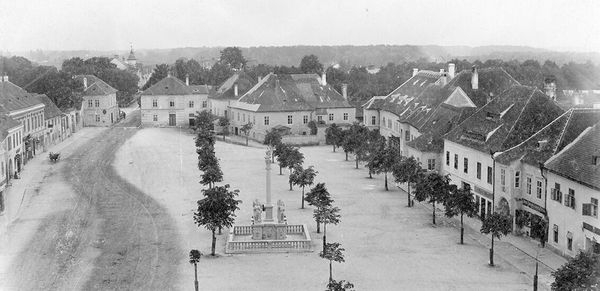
[{"xmin": 75, "ymin": 75, "xmax": 120, "ymax": 127}]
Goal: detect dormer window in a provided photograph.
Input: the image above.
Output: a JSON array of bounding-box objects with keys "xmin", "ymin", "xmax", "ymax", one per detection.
[
  {"xmin": 593, "ymin": 155, "xmax": 600, "ymax": 165},
  {"xmin": 485, "ymin": 111, "xmax": 499, "ymax": 120}
]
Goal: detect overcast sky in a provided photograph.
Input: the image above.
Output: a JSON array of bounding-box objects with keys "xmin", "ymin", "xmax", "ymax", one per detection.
[{"xmin": 1, "ymin": 0, "xmax": 599, "ymax": 52}]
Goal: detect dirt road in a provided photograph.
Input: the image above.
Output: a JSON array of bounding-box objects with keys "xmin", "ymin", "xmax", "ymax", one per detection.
[{"xmin": 4, "ymin": 110, "xmax": 182, "ymax": 290}]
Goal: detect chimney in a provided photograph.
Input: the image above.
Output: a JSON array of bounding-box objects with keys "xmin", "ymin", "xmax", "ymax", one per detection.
[
  {"xmin": 234, "ymin": 83, "xmax": 239, "ymax": 97},
  {"xmin": 471, "ymin": 66, "xmax": 479, "ymax": 90},
  {"xmin": 3, "ymin": 75, "xmax": 8, "ymax": 82},
  {"xmin": 448, "ymin": 63, "xmax": 455, "ymax": 79},
  {"xmin": 544, "ymin": 80, "xmax": 557, "ymax": 101},
  {"xmin": 83, "ymin": 77, "xmax": 88, "ymax": 89},
  {"xmin": 439, "ymin": 69, "xmax": 445, "ymax": 74},
  {"xmin": 412, "ymin": 68, "xmax": 418, "ymax": 77},
  {"xmin": 341, "ymin": 83, "xmax": 348, "ymax": 100},
  {"xmin": 321, "ymin": 72, "xmax": 327, "ymax": 86},
  {"xmin": 185, "ymin": 74, "xmax": 189, "ymax": 86}
]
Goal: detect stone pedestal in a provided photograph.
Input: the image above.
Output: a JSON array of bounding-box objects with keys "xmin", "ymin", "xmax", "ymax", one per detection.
[
  {"xmin": 251, "ymin": 223, "xmax": 287, "ymax": 240},
  {"xmin": 263, "ymin": 203, "xmax": 274, "ymax": 223}
]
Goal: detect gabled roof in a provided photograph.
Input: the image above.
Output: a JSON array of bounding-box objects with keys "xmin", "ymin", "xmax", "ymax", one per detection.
[
  {"xmin": 496, "ymin": 108, "xmax": 600, "ymax": 166},
  {"xmin": 37, "ymin": 94, "xmax": 64, "ymax": 119},
  {"xmin": 74, "ymin": 75, "xmax": 118, "ymax": 96},
  {"xmin": 233, "ymin": 73, "xmax": 352, "ymax": 112},
  {"xmin": 209, "ymin": 72, "xmax": 256, "ymax": 100},
  {"xmin": 141, "ymin": 76, "xmax": 193, "ymax": 96},
  {"xmin": 0, "ymin": 81, "xmax": 45, "ymax": 112},
  {"xmin": 545, "ymin": 123, "xmax": 600, "ymax": 190},
  {"xmin": 445, "ymin": 85, "xmax": 565, "ymax": 153}
]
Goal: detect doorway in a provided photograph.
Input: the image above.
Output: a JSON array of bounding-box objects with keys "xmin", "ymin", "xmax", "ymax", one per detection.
[{"xmin": 169, "ymin": 114, "xmax": 176, "ymax": 126}]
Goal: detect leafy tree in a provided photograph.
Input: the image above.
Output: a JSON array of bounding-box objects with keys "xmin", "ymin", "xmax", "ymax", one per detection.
[
  {"xmin": 173, "ymin": 58, "xmax": 210, "ymax": 85},
  {"xmin": 413, "ymin": 172, "xmax": 452, "ymax": 225},
  {"xmin": 189, "ymin": 250, "xmax": 202, "ymax": 291},
  {"xmin": 218, "ymin": 116, "xmax": 230, "ymax": 139},
  {"xmin": 480, "ymin": 212, "xmax": 512, "ymax": 266},
  {"xmin": 444, "ymin": 185, "xmax": 478, "ymax": 244},
  {"xmin": 240, "ymin": 122, "xmax": 253, "ymax": 146},
  {"xmin": 195, "ymin": 110, "xmax": 215, "ymax": 132},
  {"xmin": 552, "ymin": 251, "xmax": 600, "ymax": 291},
  {"xmin": 325, "ymin": 123, "xmax": 343, "ymax": 152},
  {"xmin": 264, "ymin": 129, "xmax": 283, "ymax": 162},
  {"xmin": 200, "ymin": 163, "xmax": 223, "ymax": 189},
  {"xmin": 219, "ymin": 47, "xmax": 247, "ymax": 70},
  {"xmin": 341, "ymin": 123, "xmax": 367, "ymax": 166},
  {"xmin": 368, "ymin": 139, "xmax": 398, "ymax": 189},
  {"xmin": 209, "ymin": 62, "xmax": 234, "ymax": 86},
  {"xmin": 320, "ymin": 242, "xmax": 345, "ymax": 285},
  {"xmin": 290, "ymin": 166, "xmax": 318, "ymax": 209},
  {"xmin": 315, "ymin": 206, "xmax": 341, "ymax": 253},
  {"xmin": 392, "ymin": 156, "xmax": 424, "ymax": 207},
  {"xmin": 194, "ymin": 184, "xmax": 241, "ymax": 256},
  {"xmin": 305, "ymin": 183, "xmax": 334, "ymax": 233},
  {"xmin": 308, "ymin": 120, "xmax": 318, "ymax": 135},
  {"xmin": 142, "ymin": 64, "xmax": 170, "ymax": 90},
  {"xmin": 275, "ymin": 143, "xmax": 292, "ymax": 175},
  {"xmin": 300, "ymin": 54, "xmax": 324, "ymax": 74},
  {"xmin": 195, "ymin": 128, "xmax": 215, "ymax": 149},
  {"xmin": 285, "ymin": 146, "xmax": 305, "ymax": 179},
  {"xmin": 327, "ymin": 279, "xmax": 355, "ymax": 291}
]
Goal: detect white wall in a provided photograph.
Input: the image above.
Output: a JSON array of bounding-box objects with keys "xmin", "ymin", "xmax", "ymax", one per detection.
[{"xmin": 141, "ymin": 93, "xmax": 208, "ymax": 127}]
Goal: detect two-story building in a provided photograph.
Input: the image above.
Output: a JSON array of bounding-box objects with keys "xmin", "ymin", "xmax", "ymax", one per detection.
[
  {"xmin": 495, "ymin": 108, "xmax": 600, "ymax": 237},
  {"xmin": 209, "ymin": 72, "xmax": 255, "ymax": 119},
  {"xmin": 75, "ymin": 75, "xmax": 119, "ymax": 127},
  {"xmin": 442, "ymin": 85, "xmax": 564, "ymax": 219},
  {"xmin": 38, "ymin": 94, "xmax": 66, "ymax": 146},
  {"xmin": 544, "ymin": 123, "xmax": 600, "ymax": 256},
  {"xmin": 140, "ymin": 75, "xmax": 210, "ymax": 127},
  {"xmin": 228, "ymin": 73, "xmax": 355, "ymax": 141}
]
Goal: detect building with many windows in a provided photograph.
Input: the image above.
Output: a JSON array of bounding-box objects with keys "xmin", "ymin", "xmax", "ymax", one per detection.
[
  {"xmin": 140, "ymin": 75, "xmax": 210, "ymax": 127},
  {"xmin": 75, "ymin": 75, "xmax": 119, "ymax": 127},
  {"xmin": 228, "ymin": 73, "xmax": 354, "ymax": 141},
  {"xmin": 544, "ymin": 123, "xmax": 600, "ymax": 256}
]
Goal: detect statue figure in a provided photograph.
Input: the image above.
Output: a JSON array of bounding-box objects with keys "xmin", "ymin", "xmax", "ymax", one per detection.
[
  {"xmin": 252, "ymin": 199, "xmax": 262, "ymax": 224},
  {"xmin": 277, "ymin": 200, "xmax": 286, "ymax": 224}
]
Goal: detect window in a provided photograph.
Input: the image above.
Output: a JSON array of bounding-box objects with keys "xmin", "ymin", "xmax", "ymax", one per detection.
[
  {"xmin": 303, "ymin": 115, "xmax": 308, "ymax": 124},
  {"xmin": 317, "ymin": 116, "xmax": 323, "ymax": 123},
  {"xmin": 26, "ymin": 119, "xmax": 30, "ymax": 132},
  {"xmin": 153, "ymin": 115, "xmax": 158, "ymax": 121},
  {"xmin": 446, "ymin": 151, "xmax": 450, "ymax": 166},
  {"xmin": 567, "ymin": 236, "xmax": 573, "ymax": 251},
  {"xmin": 464, "ymin": 158, "xmax": 469, "ymax": 174},
  {"xmin": 371, "ymin": 116, "xmax": 376, "ymax": 125},
  {"xmin": 487, "ymin": 166, "xmax": 493, "ymax": 184},
  {"xmin": 253, "ymin": 116, "xmax": 256, "ymax": 124},
  {"xmin": 288, "ymin": 115, "xmax": 293, "ymax": 124},
  {"xmin": 405, "ymin": 131, "xmax": 410, "ymax": 142},
  {"xmin": 583, "ymin": 198, "xmax": 598, "ymax": 217},
  {"xmin": 382, "ymin": 117, "xmax": 386, "ymax": 125},
  {"xmin": 96, "ymin": 115, "xmax": 100, "ymax": 122},
  {"xmin": 328, "ymin": 113, "xmax": 334, "ymax": 121},
  {"xmin": 387, "ymin": 119, "xmax": 392, "ymax": 128},
  {"xmin": 243, "ymin": 114, "xmax": 246, "ymax": 122},
  {"xmin": 237, "ymin": 113, "xmax": 240, "ymax": 121},
  {"xmin": 527, "ymin": 177, "xmax": 532, "ymax": 195},
  {"xmin": 500, "ymin": 169, "xmax": 506, "ymax": 192},
  {"xmin": 88, "ymin": 100, "xmax": 93, "ymax": 107},
  {"xmin": 551, "ymin": 184, "xmax": 563, "ymax": 203},
  {"xmin": 514, "ymin": 171, "xmax": 520, "ymax": 188},
  {"xmin": 152, "ymin": 99, "xmax": 157, "ymax": 107},
  {"xmin": 477, "ymin": 162, "xmax": 482, "ymax": 179},
  {"xmin": 343, "ymin": 113, "xmax": 348, "ymax": 120},
  {"xmin": 7, "ymin": 136, "xmax": 11, "ymax": 150},
  {"xmin": 565, "ymin": 188, "xmax": 575, "ymax": 209},
  {"xmin": 264, "ymin": 116, "xmax": 269, "ymax": 125},
  {"xmin": 188, "ymin": 101, "xmax": 194, "ymax": 108},
  {"xmin": 169, "ymin": 100, "xmax": 175, "ymax": 107},
  {"xmin": 95, "ymin": 100, "xmax": 100, "ymax": 107},
  {"xmin": 536, "ymin": 180, "xmax": 543, "ymax": 199},
  {"xmin": 427, "ymin": 159, "xmax": 435, "ymax": 171},
  {"xmin": 553, "ymin": 225, "xmax": 558, "ymax": 243},
  {"xmin": 202, "ymin": 101, "xmax": 207, "ymax": 108},
  {"xmin": 454, "ymin": 154, "xmax": 458, "ymax": 169}
]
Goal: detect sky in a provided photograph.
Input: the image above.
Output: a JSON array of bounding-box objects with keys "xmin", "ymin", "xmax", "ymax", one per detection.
[{"xmin": 1, "ymin": 0, "xmax": 599, "ymax": 52}]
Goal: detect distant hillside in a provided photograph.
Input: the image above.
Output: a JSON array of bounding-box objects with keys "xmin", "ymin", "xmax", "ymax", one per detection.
[{"xmin": 7, "ymin": 45, "xmax": 600, "ymax": 69}]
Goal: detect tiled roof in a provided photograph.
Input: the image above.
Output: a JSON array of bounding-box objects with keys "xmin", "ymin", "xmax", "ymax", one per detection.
[
  {"xmin": 545, "ymin": 123, "xmax": 600, "ymax": 190},
  {"xmin": 496, "ymin": 108, "xmax": 600, "ymax": 166},
  {"xmin": 0, "ymin": 106, "xmax": 22, "ymax": 141},
  {"xmin": 141, "ymin": 76, "xmax": 193, "ymax": 96},
  {"xmin": 74, "ymin": 75, "xmax": 118, "ymax": 96},
  {"xmin": 445, "ymin": 67, "xmax": 520, "ymax": 107},
  {"xmin": 0, "ymin": 81, "xmax": 45, "ymax": 112},
  {"xmin": 234, "ymin": 73, "xmax": 352, "ymax": 112},
  {"xmin": 445, "ymin": 85, "xmax": 564, "ymax": 153},
  {"xmin": 209, "ymin": 72, "xmax": 256, "ymax": 100},
  {"xmin": 37, "ymin": 94, "xmax": 64, "ymax": 119},
  {"xmin": 189, "ymin": 85, "xmax": 212, "ymax": 95}
]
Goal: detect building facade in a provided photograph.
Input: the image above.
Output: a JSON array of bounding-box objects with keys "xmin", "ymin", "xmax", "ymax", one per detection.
[{"xmin": 76, "ymin": 75, "xmax": 119, "ymax": 127}]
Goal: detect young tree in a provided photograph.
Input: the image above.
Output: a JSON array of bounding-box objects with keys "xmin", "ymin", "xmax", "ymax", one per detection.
[
  {"xmin": 193, "ymin": 185, "xmax": 241, "ymax": 256},
  {"xmin": 327, "ymin": 279, "xmax": 355, "ymax": 291},
  {"xmin": 218, "ymin": 117, "xmax": 230, "ymax": 140},
  {"xmin": 370, "ymin": 141, "xmax": 401, "ymax": 190},
  {"xmin": 308, "ymin": 120, "xmax": 318, "ymax": 135},
  {"xmin": 315, "ymin": 206, "xmax": 341, "ymax": 253},
  {"xmin": 480, "ymin": 212, "xmax": 512, "ymax": 266},
  {"xmin": 189, "ymin": 250, "xmax": 202, "ymax": 291},
  {"xmin": 444, "ymin": 185, "xmax": 478, "ymax": 244},
  {"xmin": 392, "ymin": 156, "xmax": 424, "ymax": 207},
  {"xmin": 200, "ymin": 163, "xmax": 223, "ymax": 189},
  {"xmin": 285, "ymin": 147, "xmax": 305, "ymax": 177},
  {"xmin": 552, "ymin": 251, "xmax": 600, "ymax": 290},
  {"xmin": 290, "ymin": 166, "xmax": 318, "ymax": 208},
  {"xmin": 300, "ymin": 54, "xmax": 324, "ymax": 74},
  {"xmin": 240, "ymin": 122, "xmax": 253, "ymax": 146},
  {"xmin": 413, "ymin": 172, "xmax": 452, "ymax": 225},
  {"xmin": 320, "ymin": 242, "xmax": 346, "ymax": 285},
  {"xmin": 264, "ymin": 129, "xmax": 282, "ymax": 162},
  {"xmin": 275, "ymin": 143, "xmax": 292, "ymax": 175},
  {"xmin": 305, "ymin": 183, "xmax": 334, "ymax": 233},
  {"xmin": 325, "ymin": 123, "xmax": 343, "ymax": 152}
]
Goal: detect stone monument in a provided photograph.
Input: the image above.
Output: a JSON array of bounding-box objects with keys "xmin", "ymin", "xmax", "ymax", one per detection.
[{"xmin": 251, "ymin": 148, "xmax": 287, "ymax": 240}]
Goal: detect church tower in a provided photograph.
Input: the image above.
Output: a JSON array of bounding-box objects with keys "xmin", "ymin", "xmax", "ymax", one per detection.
[{"xmin": 126, "ymin": 44, "xmax": 137, "ymax": 66}]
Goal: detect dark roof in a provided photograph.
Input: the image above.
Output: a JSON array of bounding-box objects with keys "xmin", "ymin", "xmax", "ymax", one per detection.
[
  {"xmin": 235, "ymin": 73, "xmax": 352, "ymax": 112},
  {"xmin": 445, "ymin": 85, "xmax": 565, "ymax": 153},
  {"xmin": 209, "ymin": 72, "xmax": 256, "ymax": 100},
  {"xmin": 37, "ymin": 94, "xmax": 64, "ymax": 119},
  {"xmin": 74, "ymin": 75, "xmax": 118, "ymax": 96},
  {"xmin": 496, "ymin": 108, "xmax": 600, "ymax": 166},
  {"xmin": 445, "ymin": 67, "xmax": 520, "ymax": 107},
  {"xmin": 141, "ymin": 76, "xmax": 193, "ymax": 96},
  {"xmin": 545, "ymin": 123, "xmax": 600, "ymax": 190},
  {"xmin": 0, "ymin": 106, "xmax": 22, "ymax": 140},
  {"xmin": 0, "ymin": 81, "xmax": 45, "ymax": 112},
  {"xmin": 189, "ymin": 85, "xmax": 212, "ymax": 95}
]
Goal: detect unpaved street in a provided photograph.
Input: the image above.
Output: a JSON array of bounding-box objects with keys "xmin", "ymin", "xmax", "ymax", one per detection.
[{"xmin": 3, "ymin": 110, "xmax": 182, "ymax": 290}]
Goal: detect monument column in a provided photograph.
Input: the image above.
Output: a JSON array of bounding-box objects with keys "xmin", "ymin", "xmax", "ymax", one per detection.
[{"xmin": 264, "ymin": 148, "xmax": 274, "ymax": 222}]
